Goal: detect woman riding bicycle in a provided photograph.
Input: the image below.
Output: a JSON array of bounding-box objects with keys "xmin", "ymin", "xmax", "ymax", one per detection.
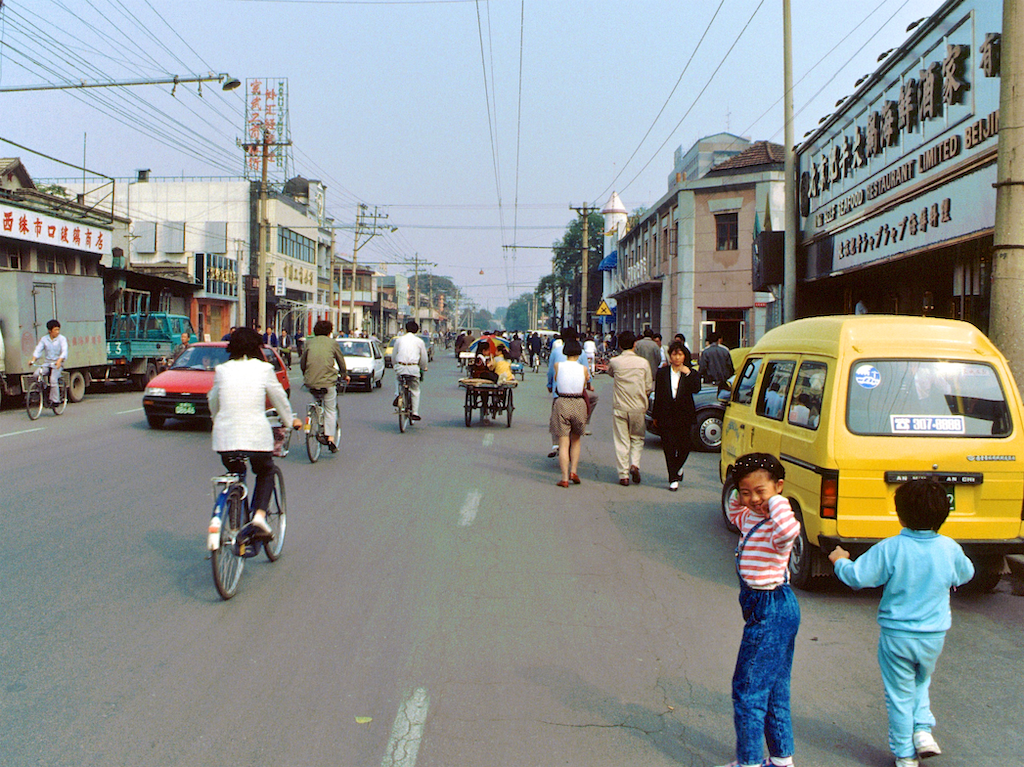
[{"xmin": 209, "ymin": 327, "xmax": 301, "ymax": 540}]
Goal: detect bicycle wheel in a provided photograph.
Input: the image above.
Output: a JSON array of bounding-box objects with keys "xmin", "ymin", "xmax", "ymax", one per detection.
[
  {"xmin": 211, "ymin": 488, "xmax": 245, "ymax": 600},
  {"xmin": 25, "ymin": 381, "xmax": 44, "ymax": 420},
  {"xmin": 263, "ymin": 466, "xmax": 287, "ymax": 561},
  {"xmin": 398, "ymin": 393, "xmax": 409, "ymax": 433},
  {"xmin": 306, "ymin": 404, "xmax": 322, "ymax": 463},
  {"xmin": 53, "ymin": 380, "xmax": 68, "ymax": 415}
]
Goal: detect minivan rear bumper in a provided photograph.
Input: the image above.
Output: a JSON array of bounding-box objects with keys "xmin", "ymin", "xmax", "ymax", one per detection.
[{"xmin": 817, "ymin": 535, "xmax": 1024, "ymax": 559}]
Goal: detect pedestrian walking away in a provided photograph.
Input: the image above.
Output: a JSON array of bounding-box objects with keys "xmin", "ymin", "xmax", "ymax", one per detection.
[
  {"xmin": 700, "ymin": 331, "xmax": 735, "ymax": 387},
  {"xmin": 634, "ymin": 328, "xmax": 662, "ymax": 379},
  {"xmin": 652, "ymin": 339, "xmax": 701, "ymax": 490},
  {"xmin": 718, "ymin": 453, "xmax": 801, "ymax": 767},
  {"xmin": 829, "ymin": 479, "xmax": 975, "ymax": 767},
  {"xmin": 606, "ymin": 330, "xmax": 653, "ymax": 486},
  {"xmin": 549, "ymin": 339, "xmax": 589, "ymax": 486}
]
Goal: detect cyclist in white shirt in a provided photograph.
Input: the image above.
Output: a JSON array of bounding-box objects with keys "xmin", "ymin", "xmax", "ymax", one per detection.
[
  {"xmin": 28, "ymin": 319, "xmax": 69, "ymax": 408},
  {"xmin": 392, "ymin": 320, "xmax": 429, "ymax": 420}
]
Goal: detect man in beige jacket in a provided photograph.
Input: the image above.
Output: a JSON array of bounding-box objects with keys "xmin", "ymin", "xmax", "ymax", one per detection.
[{"xmin": 607, "ymin": 330, "xmax": 653, "ymax": 485}]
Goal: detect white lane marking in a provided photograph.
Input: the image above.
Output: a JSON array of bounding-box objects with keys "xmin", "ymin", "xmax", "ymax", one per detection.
[
  {"xmin": 0, "ymin": 427, "xmax": 44, "ymax": 439},
  {"xmin": 482, "ymin": 433, "xmax": 494, "ymax": 447},
  {"xmin": 116, "ymin": 407, "xmax": 144, "ymax": 414},
  {"xmin": 381, "ymin": 687, "xmax": 430, "ymax": 767},
  {"xmin": 458, "ymin": 490, "xmax": 482, "ymax": 528}
]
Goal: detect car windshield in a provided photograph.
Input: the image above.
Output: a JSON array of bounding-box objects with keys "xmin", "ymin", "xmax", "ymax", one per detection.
[
  {"xmin": 846, "ymin": 359, "xmax": 1012, "ymax": 437},
  {"xmin": 339, "ymin": 340, "xmax": 372, "ymax": 358},
  {"xmin": 171, "ymin": 346, "xmax": 230, "ymax": 370}
]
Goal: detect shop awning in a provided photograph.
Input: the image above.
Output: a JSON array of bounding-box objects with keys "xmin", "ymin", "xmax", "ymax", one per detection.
[{"xmin": 597, "ymin": 250, "xmax": 617, "ymax": 271}]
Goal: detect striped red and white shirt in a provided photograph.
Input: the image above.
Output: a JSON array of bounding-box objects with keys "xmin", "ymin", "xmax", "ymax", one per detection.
[{"xmin": 728, "ymin": 491, "xmax": 801, "ymax": 589}]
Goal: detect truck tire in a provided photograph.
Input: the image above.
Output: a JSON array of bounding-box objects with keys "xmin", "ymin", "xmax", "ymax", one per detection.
[
  {"xmin": 68, "ymin": 371, "xmax": 86, "ymax": 403},
  {"xmin": 133, "ymin": 363, "xmax": 159, "ymax": 391}
]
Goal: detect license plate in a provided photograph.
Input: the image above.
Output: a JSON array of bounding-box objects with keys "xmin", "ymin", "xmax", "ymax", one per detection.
[{"xmin": 175, "ymin": 402, "xmax": 196, "ymax": 415}]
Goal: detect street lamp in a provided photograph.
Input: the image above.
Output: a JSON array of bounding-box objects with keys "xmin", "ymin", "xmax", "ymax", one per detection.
[{"xmin": 0, "ymin": 73, "xmax": 241, "ymax": 93}]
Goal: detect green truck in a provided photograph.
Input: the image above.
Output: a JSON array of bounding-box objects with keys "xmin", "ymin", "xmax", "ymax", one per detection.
[{"xmin": 105, "ymin": 312, "xmax": 197, "ymax": 389}]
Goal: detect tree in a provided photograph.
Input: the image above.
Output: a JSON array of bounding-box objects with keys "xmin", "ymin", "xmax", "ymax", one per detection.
[
  {"xmin": 504, "ymin": 292, "xmax": 534, "ymax": 332},
  {"xmin": 536, "ymin": 274, "xmax": 561, "ymax": 330},
  {"xmin": 550, "ymin": 211, "xmax": 604, "ymax": 330}
]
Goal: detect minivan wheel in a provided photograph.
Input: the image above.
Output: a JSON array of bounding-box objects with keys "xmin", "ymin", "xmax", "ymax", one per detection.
[
  {"xmin": 787, "ymin": 506, "xmax": 825, "ymax": 591},
  {"xmin": 962, "ymin": 556, "xmax": 1004, "ymax": 593},
  {"xmin": 694, "ymin": 411, "xmax": 723, "ymax": 452},
  {"xmin": 720, "ymin": 474, "xmax": 740, "ymax": 534}
]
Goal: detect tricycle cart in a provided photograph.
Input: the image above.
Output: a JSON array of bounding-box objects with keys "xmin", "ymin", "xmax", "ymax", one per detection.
[{"xmin": 459, "ymin": 378, "xmax": 516, "ymax": 427}]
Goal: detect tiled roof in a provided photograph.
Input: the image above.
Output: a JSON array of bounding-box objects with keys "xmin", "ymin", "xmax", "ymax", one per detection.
[{"xmin": 707, "ymin": 141, "xmax": 785, "ymax": 174}]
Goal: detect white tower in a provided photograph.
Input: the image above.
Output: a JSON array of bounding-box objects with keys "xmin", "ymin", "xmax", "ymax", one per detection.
[{"xmin": 600, "ymin": 191, "xmax": 627, "ymax": 333}]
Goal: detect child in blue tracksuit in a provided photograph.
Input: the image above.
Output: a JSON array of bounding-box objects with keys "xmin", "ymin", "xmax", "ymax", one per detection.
[{"xmin": 829, "ymin": 479, "xmax": 975, "ymax": 767}]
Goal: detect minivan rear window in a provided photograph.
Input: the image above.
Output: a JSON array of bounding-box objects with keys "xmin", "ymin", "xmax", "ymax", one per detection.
[{"xmin": 846, "ymin": 359, "xmax": 1011, "ymax": 437}]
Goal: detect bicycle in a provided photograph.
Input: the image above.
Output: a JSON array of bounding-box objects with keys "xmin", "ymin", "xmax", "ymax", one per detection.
[
  {"xmin": 25, "ymin": 364, "xmax": 68, "ymax": 420},
  {"xmin": 396, "ymin": 373, "xmax": 418, "ymax": 433},
  {"xmin": 529, "ymin": 351, "xmax": 541, "ymax": 374},
  {"xmin": 304, "ymin": 380, "xmax": 344, "ymax": 462},
  {"xmin": 207, "ymin": 460, "xmax": 287, "ymax": 601}
]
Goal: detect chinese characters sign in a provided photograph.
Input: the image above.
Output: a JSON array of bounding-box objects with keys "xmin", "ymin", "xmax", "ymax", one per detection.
[
  {"xmin": 244, "ymin": 77, "xmax": 289, "ymax": 179},
  {"xmin": 798, "ymin": 1, "xmax": 1001, "ymax": 275},
  {"xmin": 0, "ymin": 203, "xmax": 109, "ymax": 255}
]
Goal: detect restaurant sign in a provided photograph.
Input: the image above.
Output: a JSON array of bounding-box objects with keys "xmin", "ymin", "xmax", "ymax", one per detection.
[{"xmin": 798, "ymin": 0, "xmax": 1001, "ymax": 277}]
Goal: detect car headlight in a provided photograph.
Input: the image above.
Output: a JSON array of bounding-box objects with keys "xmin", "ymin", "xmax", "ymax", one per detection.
[{"xmin": 146, "ymin": 387, "xmax": 166, "ymax": 396}]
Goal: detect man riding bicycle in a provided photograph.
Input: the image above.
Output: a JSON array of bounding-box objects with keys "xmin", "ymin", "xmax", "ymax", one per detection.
[
  {"xmin": 300, "ymin": 320, "xmax": 349, "ymax": 453},
  {"xmin": 392, "ymin": 319, "xmax": 429, "ymax": 421},
  {"xmin": 28, "ymin": 319, "xmax": 68, "ymax": 410}
]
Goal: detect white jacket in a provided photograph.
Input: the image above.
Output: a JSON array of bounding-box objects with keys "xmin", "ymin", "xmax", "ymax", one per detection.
[{"xmin": 208, "ymin": 357, "xmax": 294, "ymax": 453}]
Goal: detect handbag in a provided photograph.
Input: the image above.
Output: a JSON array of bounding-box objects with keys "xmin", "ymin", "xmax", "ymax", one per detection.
[{"xmin": 583, "ymin": 388, "xmax": 594, "ymax": 419}]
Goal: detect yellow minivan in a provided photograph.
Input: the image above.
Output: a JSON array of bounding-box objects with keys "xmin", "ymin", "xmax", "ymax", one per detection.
[{"xmin": 719, "ymin": 316, "xmax": 1024, "ymax": 591}]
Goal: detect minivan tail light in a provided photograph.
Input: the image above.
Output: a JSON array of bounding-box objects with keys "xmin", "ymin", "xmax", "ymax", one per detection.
[{"xmin": 820, "ymin": 477, "xmax": 838, "ymax": 519}]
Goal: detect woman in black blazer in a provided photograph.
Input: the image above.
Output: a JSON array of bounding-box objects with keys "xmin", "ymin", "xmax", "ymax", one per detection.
[{"xmin": 651, "ymin": 340, "xmax": 701, "ymax": 490}]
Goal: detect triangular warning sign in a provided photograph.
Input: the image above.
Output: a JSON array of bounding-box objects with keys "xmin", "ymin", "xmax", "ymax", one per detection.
[{"xmin": 595, "ymin": 300, "xmax": 612, "ymax": 316}]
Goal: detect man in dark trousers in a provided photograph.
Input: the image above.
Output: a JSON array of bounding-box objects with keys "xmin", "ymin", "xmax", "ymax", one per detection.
[{"xmin": 699, "ymin": 331, "xmax": 734, "ymax": 387}]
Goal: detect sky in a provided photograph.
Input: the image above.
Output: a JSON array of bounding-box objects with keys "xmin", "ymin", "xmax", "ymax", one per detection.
[{"xmin": 1, "ymin": 0, "xmax": 946, "ymax": 312}]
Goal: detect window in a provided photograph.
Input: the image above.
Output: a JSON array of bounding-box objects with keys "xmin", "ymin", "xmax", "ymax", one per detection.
[
  {"xmin": 756, "ymin": 360, "xmax": 795, "ymax": 420},
  {"xmin": 788, "ymin": 361, "xmax": 827, "ymax": 430},
  {"xmin": 846, "ymin": 359, "xmax": 1011, "ymax": 437},
  {"xmin": 732, "ymin": 357, "xmax": 763, "ymax": 405},
  {"xmin": 716, "ymin": 212, "xmax": 738, "ymax": 251}
]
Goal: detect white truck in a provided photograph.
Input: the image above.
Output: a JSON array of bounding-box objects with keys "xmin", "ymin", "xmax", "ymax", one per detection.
[{"xmin": 0, "ymin": 271, "xmax": 109, "ymax": 406}]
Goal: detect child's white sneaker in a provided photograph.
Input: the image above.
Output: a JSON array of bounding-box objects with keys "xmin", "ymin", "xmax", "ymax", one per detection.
[
  {"xmin": 895, "ymin": 758, "xmax": 919, "ymax": 767},
  {"xmin": 913, "ymin": 730, "xmax": 942, "ymax": 758}
]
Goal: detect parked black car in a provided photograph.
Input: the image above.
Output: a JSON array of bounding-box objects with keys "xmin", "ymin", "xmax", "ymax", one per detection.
[{"xmin": 644, "ymin": 383, "xmax": 729, "ymax": 452}]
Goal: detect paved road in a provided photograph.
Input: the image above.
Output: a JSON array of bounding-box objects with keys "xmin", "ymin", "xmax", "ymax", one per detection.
[{"xmin": 1, "ymin": 360, "xmax": 1021, "ymax": 767}]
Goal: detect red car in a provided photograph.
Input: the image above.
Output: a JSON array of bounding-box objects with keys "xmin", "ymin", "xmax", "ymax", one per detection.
[{"xmin": 142, "ymin": 342, "xmax": 291, "ymax": 429}]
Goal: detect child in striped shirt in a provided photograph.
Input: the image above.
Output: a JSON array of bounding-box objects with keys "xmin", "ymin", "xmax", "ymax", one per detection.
[{"xmin": 716, "ymin": 453, "xmax": 802, "ymax": 767}]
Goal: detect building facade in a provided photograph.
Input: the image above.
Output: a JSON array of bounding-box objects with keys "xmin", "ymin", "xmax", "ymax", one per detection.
[{"xmin": 607, "ymin": 138, "xmax": 784, "ymax": 350}]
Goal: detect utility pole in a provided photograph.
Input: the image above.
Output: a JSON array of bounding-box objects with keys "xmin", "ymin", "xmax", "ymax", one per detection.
[
  {"xmin": 241, "ymin": 125, "xmax": 291, "ymax": 332},
  {"xmin": 406, "ymin": 253, "xmax": 437, "ymax": 326},
  {"xmin": 991, "ymin": 0, "xmax": 1024, "ymax": 386},
  {"xmin": 570, "ymin": 204, "xmax": 596, "ymax": 333},
  {"xmin": 782, "ymin": 0, "xmax": 797, "ymax": 323},
  {"xmin": 347, "ymin": 205, "xmax": 393, "ymax": 335}
]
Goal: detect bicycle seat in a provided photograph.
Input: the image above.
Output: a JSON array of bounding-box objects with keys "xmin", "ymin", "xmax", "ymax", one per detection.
[{"xmin": 309, "ymin": 387, "xmax": 328, "ymax": 397}]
